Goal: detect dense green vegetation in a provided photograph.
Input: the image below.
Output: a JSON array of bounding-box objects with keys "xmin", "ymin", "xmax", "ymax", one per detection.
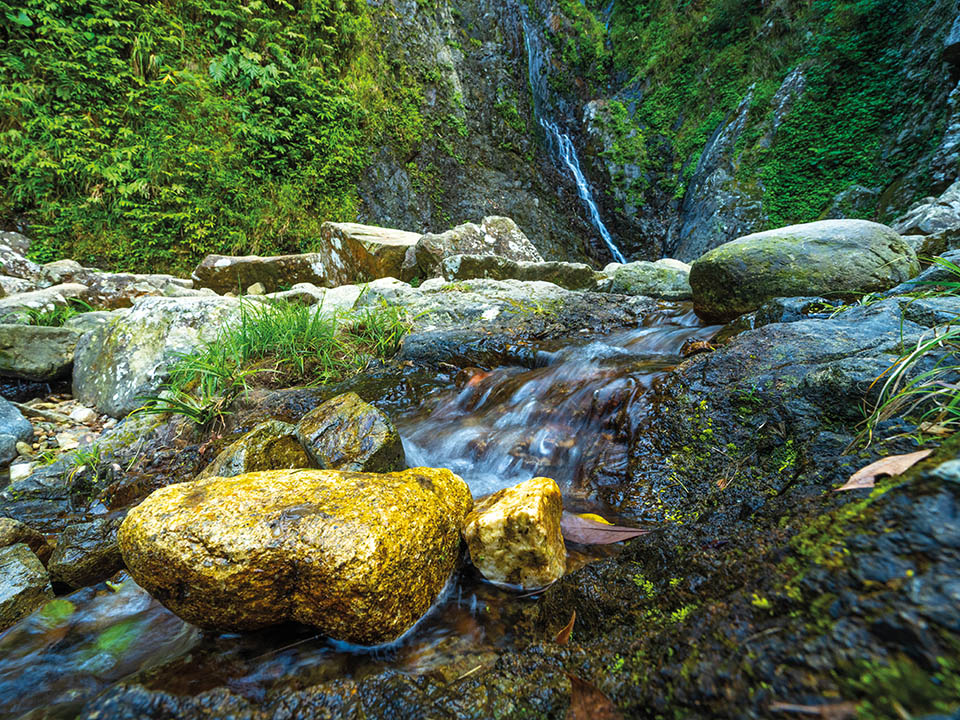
[
  {"xmin": 603, "ymin": 0, "xmax": 943, "ymax": 224},
  {"xmin": 0, "ymin": 0, "xmax": 430, "ymax": 273}
]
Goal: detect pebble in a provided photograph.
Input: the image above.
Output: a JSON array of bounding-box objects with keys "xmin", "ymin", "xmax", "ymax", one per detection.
[
  {"xmin": 15, "ymin": 441, "xmax": 33, "ymax": 457},
  {"xmin": 9, "ymin": 463, "xmax": 35, "ymax": 482},
  {"xmin": 69, "ymin": 406, "xmax": 98, "ymax": 424}
]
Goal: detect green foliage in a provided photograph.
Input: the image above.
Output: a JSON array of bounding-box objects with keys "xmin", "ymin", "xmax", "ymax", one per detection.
[
  {"xmin": 24, "ymin": 297, "xmax": 93, "ymax": 326},
  {"xmin": 605, "ymin": 0, "xmax": 941, "ymax": 220},
  {"xmin": 143, "ymin": 298, "xmax": 410, "ymax": 425},
  {"xmin": 0, "ymin": 0, "xmax": 431, "ymax": 273}
]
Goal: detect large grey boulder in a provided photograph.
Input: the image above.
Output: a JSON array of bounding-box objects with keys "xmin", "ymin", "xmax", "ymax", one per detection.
[
  {"xmin": 0, "ymin": 397, "xmax": 32, "ymax": 465},
  {"xmin": 0, "ymin": 543, "xmax": 53, "ymax": 631},
  {"xmin": 73, "ymin": 296, "xmax": 241, "ymax": 418},
  {"xmin": 601, "ymin": 259, "xmax": 693, "ymax": 300},
  {"xmin": 440, "ymin": 254, "xmax": 600, "ymax": 290},
  {"xmin": 690, "ymin": 220, "xmax": 919, "ymax": 322},
  {"xmin": 0, "ymin": 325, "xmax": 82, "ymax": 381},
  {"xmin": 320, "ymin": 222, "xmax": 421, "ymax": 280},
  {"xmin": 402, "ymin": 217, "xmax": 544, "ymax": 281}
]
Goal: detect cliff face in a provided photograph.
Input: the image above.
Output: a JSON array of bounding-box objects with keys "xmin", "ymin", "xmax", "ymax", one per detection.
[{"xmin": 576, "ymin": 0, "xmax": 960, "ymax": 261}]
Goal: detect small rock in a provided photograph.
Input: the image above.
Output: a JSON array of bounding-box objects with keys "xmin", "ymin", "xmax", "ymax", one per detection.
[
  {"xmin": 9, "ymin": 463, "xmax": 34, "ymax": 482},
  {"xmin": 0, "ymin": 396, "xmax": 33, "ymax": 465},
  {"xmin": 68, "ymin": 406, "xmax": 98, "ymax": 425},
  {"xmin": 462, "ymin": 477, "xmax": 566, "ymax": 589},
  {"xmin": 54, "ymin": 431, "xmax": 82, "ymax": 451},
  {"xmin": 295, "ymin": 392, "xmax": 406, "ymax": 473},
  {"xmin": 48, "ymin": 515, "xmax": 124, "ymax": 588},
  {"xmin": 198, "ymin": 420, "xmax": 313, "ymax": 479},
  {"xmin": 246, "ymin": 282, "xmax": 266, "ymax": 295},
  {"xmin": 15, "ymin": 441, "xmax": 33, "ymax": 457},
  {"xmin": 0, "ymin": 543, "xmax": 54, "ymax": 631}
]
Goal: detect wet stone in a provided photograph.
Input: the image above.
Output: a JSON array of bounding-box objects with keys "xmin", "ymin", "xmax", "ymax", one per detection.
[{"xmin": 0, "ymin": 543, "xmax": 53, "ymax": 631}]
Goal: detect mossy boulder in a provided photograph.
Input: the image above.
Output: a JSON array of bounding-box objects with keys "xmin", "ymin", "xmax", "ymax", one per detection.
[
  {"xmin": 294, "ymin": 392, "xmax": 405, "ymax": 473},
  {"xmin": 72, "ymin": 296, "xmax": 241, "ymax": 418},
  {"xmin": 198, "ymin": 421, "xmax": 313, "ymax": 479},
  {"xmin": 602, "ymin": 259, "xmax": 693, "ymax": 300},
  {"xmin": 118, "ymin": 467, "xmax": 472, "ymax": 645},
  {"xmin": 0, "ymin": 325, "xmax": 82, "ymax": 381},
  {"xmin": 463, "ymin": 477, "xmax": 566, "ymax": 589},
  {"xmin": 690, "ymin": 220, "xmax": 919, "ymax": 321}
]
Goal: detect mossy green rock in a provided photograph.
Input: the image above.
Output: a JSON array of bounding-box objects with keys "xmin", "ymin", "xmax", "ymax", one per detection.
[
  {"xmin": 198, "ymin": 421, "xmax": 313, "ymax": 479},
  {"xmin": 690, "ymin": 220, "xmax": 919, "ymax": 321},
  {"xmin": 294, "ymin": 392, "xmax": 405, "ymax": 473},
  {"xmin": 118, "ymin": 467, "xmax": 472, "ymax": 645}
]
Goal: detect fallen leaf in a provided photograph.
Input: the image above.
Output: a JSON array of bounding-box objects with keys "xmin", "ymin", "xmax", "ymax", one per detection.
[
  {"xmin": 566, "ymin": 673, "xmax": 624, "ymax": 720},
  {"xmin": 918, "ymin": 421, "xmax": 954, "ymax": 437},
  {"xmin": 554, "ymin": 610, "xmax": 576, "ymax": 645},
  {"xmin": 561, "ymin": 511, "xmax": 652, "ymax": 545},
  {"xmin": 836, "ymin": 449, "xmax": 932, "ymax": 491},
  {"xmin": 576, "ymin": 512, "xmax": 612, "ymax": 525},
  {"xmin": 770, "ymin": 701, "xmax": 857, "ymax": 719}
]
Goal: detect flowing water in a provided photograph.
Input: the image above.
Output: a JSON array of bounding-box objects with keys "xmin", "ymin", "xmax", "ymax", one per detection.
[
  {"xmin": 521, "ymin": 10, "xmax": 627, "ymax": 264},
  {"xmin": 0, "ymin": 303, "xmax": 719, "ymax": 719}
]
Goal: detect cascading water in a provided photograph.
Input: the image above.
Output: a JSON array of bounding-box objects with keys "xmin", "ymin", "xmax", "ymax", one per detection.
[{"xmin": 521, "ymin": 9, "xmax": 627, "ymax": 264}]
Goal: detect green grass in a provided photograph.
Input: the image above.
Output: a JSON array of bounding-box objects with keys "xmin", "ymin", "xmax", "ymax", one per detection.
[
  {"xmin": 861, "ymin": 256, "xmax": 960, "ymax": 445},
  {"xmin": 23, "ymin": 298, "xmax": 94, "ymax": 327},
  {"xmin": 142, "ymin": 298, "xmax": 411, "ymax": 425}
]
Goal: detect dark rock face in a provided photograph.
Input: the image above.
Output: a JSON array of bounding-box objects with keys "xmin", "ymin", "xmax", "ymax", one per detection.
[
  {"xmin": 0, "ymin": 397, "xmax": 32, "ymax": 466},
  {"xmin": 0, "ymin": 544, "xmax": 53, "ymax": 632},
  {"xmin": 47, "ymin": 515, "xmax": 124, "ymax": 589}
]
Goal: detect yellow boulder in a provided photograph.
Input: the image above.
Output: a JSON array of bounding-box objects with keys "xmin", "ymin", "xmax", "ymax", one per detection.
[
  {"xmin": 462, "ymin": 477, "xmax": 566, "ymax": 589},
  {"xmin": 119, "ymin": 467, "xmax": 472, "ymax": 645}
]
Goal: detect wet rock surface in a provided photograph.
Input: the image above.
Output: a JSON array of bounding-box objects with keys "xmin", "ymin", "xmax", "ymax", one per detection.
[
  {"xmin": 199, "ymin": 420, "xmax": 313, "ymax": 479},
  {"xmin": 601, "ymin": 258, "xmax": 693, "ymax": 300},
  {"xmin": 47, "ymin": 515, "xmax": 125, "ymax": 589},
  {"xmin": 294, "ymin": 392, "xmax": 406, "ymax": 473},
  {"xmin": 0, "ymin": 397, "xmax": 32, "ymax": 465},
  {"xmin": 119, "ymin": 468, "xmax": 472, "ymax": 644},
  {"xmin": 463, "ymin": 477, "xmax": 566, "ymax": 589},
  {"xmin": 0, "ymin": 543, "xmax": 53, "ymax": 631}
]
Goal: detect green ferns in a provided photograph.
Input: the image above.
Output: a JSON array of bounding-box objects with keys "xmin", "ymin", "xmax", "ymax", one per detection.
[{"xmin": 0, "ymin": 0, "xmax": 428, "ymax": 273}]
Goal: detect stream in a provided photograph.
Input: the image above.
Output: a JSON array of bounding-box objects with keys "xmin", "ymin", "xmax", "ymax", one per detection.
[{"xmin": 0, "ymin": 303, "xmax": 718, "ymax": 719}]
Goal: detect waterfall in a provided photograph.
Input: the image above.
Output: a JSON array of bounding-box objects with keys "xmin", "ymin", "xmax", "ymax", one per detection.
[{"xmin": 521, "ymin": 9, "xmax": 627, "ymax": 264}]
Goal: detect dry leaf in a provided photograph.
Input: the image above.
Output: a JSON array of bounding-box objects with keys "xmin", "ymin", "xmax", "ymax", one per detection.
[
  {"xmin": 918, "ymin": 421, "xmax": 954, "ymax": 437},
  {"xmin": 566, "ymin": 673, "xmax": 624, "ymax": 720},
  {"xmin": 836, "ymin": 449, "xmax": 932, "ymax": 491},
  {"xmin": 770, "ymin": 701, "xmax": 857, "ymax": 719},
  {"xmin": 561, "ymin": 511, "xmax": 652, "ymax": 545},
  {"xmin": 554, "ymin": 610, "xmax": 576, "ymax": 645}
]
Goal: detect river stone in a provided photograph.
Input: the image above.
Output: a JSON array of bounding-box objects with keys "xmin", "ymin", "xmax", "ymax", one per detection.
[
  {"xmin": 294, "ymin": 392, "xmax": 405, "ymax": 473},
  {"xmin": 119, "ymin": 467, "xmax": 472, "ymax": 644},
  {"xmin": 690, "ymin": 220, "xmax": 919, "ymax": 322},
  {"xmin": 0, "ymin": 275, "xmax": 37, "ymax": 297},
  {"xmin": 0, "ymin": 283, "xmax": 89, "ymax": 324},
  {"xmin": 893, "ymin": 180, "xmax": 960, "ymax": 236},
  {"xmin": 198, "ymin": 420, "xmax": 313, "ymax": 479},
  {"xmin": 0, "ymin": 517, "xmax": 52, "ymax": 564},
  {"xmin": 0, "ymin": 324, "xmax": 82, "ymax": 381},
  {"xmin": 462, "ymin": 477, "xmax": 566, "ymax": 589},
  {"xmin": 321, "ymin": 221, "xmax": 421, "ymax": 280},
  {"xmin": 402, "ymin": 216, "xmax": 544, "ymax": 281},
  {"xmin": 0, "ymin": 241, "xmax": 41, "ymax": 281},
  {"xmin": 0, "ymin": 543, "xmax": 54, "ymax": 631},
  {"xmin": 602, "ymin": 259, "xmax": 693, "ymax": 299},
  {"xmin": 440, "ymin": 254, "xmax": 600, "ymax": 290},
  {"xmin": 72, "ymin": 296, "xmax": 241, "ymax": 418},
  {"xmin": 0, "ymin": 397, "xmax": 33, "ymax": 465},
  {"xmin": 47, "ymin": 515, "xmax": 124, "ymax": 588}
]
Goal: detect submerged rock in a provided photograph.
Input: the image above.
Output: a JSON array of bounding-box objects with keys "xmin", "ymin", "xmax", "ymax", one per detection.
[
  {"xmin": 0, "ymin": 543, "xmax": 53, "ymax": 631},
  {"xmin": 47, "ymin": 515, "xmax": 124, "ymax": 589},
  {"xmin": 294, "ymin": 392, "xmax": 405, "ymax": 473},
  {"xmin": 119, "ymin": 467, "xmax": 472, "ymax": 645},
  {"xmin": 402, "ymin": 216, "xmax": 544, "ymax": 281},
  {"xmin": 0, "ymin": 324, "xmax": 81, "ymax": 381},
  {"xmin": 601, "ymin": 259, "xmax": 693, "ymax": 300},
  {"xmin": 690, "ymin": 220, "xmax": 919, "ymax": 321},
  {"xmin": 72, "ymin": 296, "xmax": 241, "ymax": 417},
  {"xmin": 463, "ymin": 477, "xmax": 566, "ymax": 589},
  {"xmin": 198, "ymin": 420, "xmax": 313, "ymax": 479}
]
